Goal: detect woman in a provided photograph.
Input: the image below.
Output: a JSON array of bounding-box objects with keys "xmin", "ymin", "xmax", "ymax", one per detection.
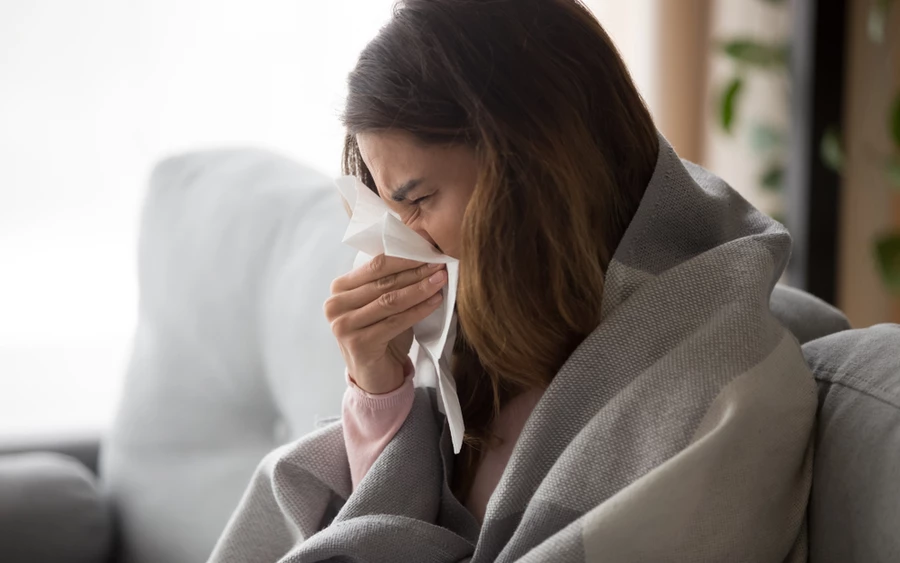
[{"xmin": 209, "ymin": 1, "xmax": 816, "ymax": 561}]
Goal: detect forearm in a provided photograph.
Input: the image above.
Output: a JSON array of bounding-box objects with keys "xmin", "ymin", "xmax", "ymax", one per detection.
[{"xmin": 341, "ymin": 362, "xmax": 416, "ymax": 489}]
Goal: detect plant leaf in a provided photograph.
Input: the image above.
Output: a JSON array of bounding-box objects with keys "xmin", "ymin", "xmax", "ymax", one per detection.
[
  {"xmin": 750, "ymin": 123, "xmax": 785, "ymax": 154},
  {"xmin": 760, "ymin": 163, "xmax": 785, "ymax": 193},
  {"xmin": 720, "ymin": 39, "xmax": 789, "ymax": 68},
  {"xmin": 874, "ymin": 232, "xmax": 900, "ymax": 292},
  {"xmin": 868, "ymin": 4, "xmax": 886, "ymax": 43},
  {"xmin": 887, "ymin": 155, "xmax": 900, "ymax": 188},
  {"xmin": 820, "ymin": 127, "xmax": 844, "ymax": 173},
  {"xmin": 868, "ymin": 0, "xmax": 894, "ymax": 43},
  {"xmin": 720, "ymin": 77, "xmax": 743, "ymax": 134},
  {"xmin": 891, "ymin": 92, "xmax": 900, "ymax": 148}
]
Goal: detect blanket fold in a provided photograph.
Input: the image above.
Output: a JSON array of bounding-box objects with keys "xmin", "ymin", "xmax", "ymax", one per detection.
[{"xmin": 208, "ymin": 133, "xmax": 816, "ymax": 563}]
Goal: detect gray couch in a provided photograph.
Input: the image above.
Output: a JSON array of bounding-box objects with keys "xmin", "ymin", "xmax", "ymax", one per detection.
[{"xmin": 1, "ymin": 149, "xmax": 896, "ymax": 563}]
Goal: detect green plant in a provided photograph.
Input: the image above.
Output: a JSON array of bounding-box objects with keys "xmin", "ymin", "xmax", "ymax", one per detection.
[
  {"xmin": 716, "ymin": 0, "xmax": 900, "ymax": 293},
  {"xmin": 715, "ymin": 26, "xmax": 791, "ymax": 221},
  {"xmin": 872, "ymin": 90, "xmax": 900, "ymax": 293},
  {"xmin": 821, "ymin": 0, "xmax": 900, "ymax": 293}
]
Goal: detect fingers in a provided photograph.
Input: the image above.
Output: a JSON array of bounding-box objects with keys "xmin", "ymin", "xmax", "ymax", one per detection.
[
  {"xmin": 328, "ymin": 271, "xmax": 445, "ymax": 339},
  {"xmin": 346, "ymin": 267, "xmax": 447, "ymax": 330},
  {"xmin": 331, "ymin": 254, "xmax": 426, "ymax": 293},
  {"xmin": 354, "ymin": 291, "xmax": 445, "ymax": 347},
  {"xmin": 324, "ymin": 253, "xmax": 448, "ymax": 355},
  {"xmin": 329, "ymin": 261, "xmax": 444, "ymax": 315}
]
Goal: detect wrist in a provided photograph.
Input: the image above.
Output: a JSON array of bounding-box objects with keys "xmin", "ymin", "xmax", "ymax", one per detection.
[
  {"xmin": 345, "ymin": 369, "xmax": 414, "ymax": 410},
  {"xmin": 349, "ymin": 374, "xmax": 404, "ymax": 395},
  {"xmin": 347, "ymin": 358, "xmax": 413, "ymax": 395}
]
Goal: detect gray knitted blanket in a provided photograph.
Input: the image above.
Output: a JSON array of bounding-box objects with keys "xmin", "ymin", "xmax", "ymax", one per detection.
[{"xmin": 208, "ymin": 135, "xmax": 816, "ymax": 563}]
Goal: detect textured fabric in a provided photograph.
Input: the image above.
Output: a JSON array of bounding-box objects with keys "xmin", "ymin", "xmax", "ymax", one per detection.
[
  {"xmin": 343, "ymin": 367, "xmax": 544, "ymax": 523},
  {"xmin": 0, "ymin": 452, "xmax": 112, "ymax": 563},
  {"xmin": 101, "ymin": 148, "xmax": 355, "ymax": 563},
  {"xmin": 803, "ymin": 324, "xmax": 900, "ymax": 563},
  {"xmin": 208, "ymin": 133, "xmax": 818, "ymax": 563}
]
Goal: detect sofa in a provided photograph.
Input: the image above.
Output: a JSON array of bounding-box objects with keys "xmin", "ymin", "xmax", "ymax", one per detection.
[{"xmin": 0, "ymin": 148, "xmax": 896, "ymax": 563}]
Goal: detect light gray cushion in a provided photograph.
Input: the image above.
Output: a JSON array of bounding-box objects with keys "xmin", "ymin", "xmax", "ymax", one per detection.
[
  {"xmin": 0, "ymin": 452, "xmax": 111, "ymax": 563},
  {"xmin": 803, "ymin": 324, "xmax": 900, "ymax": 563},
  {"xmin": 101, "ymin": 149, "xmax": 355, "ymax": 563},
  {"xmin": 770, "ymin": 284, "xmax": 851, "ymax": 344}
]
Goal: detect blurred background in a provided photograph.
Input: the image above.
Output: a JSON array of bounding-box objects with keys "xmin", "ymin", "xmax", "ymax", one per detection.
[
  {"xmin": 0, "ymin": 1, "xmax": 898, "ymax": 560},
  {"xmin": 2, "ymin": 0, "xmax": 899, "ymax": 442},
  {"xmin": 1, "ymin": 0, "xmax": 395, "ymax": 438}
]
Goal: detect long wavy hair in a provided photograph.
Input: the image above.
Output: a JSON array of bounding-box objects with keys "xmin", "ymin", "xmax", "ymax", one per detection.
[{"xmin": 341, "ymin": 0, "xmax": 658, "ymax": 498}]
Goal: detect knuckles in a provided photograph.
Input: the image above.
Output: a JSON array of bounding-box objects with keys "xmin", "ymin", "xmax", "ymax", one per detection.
[
  {"xmin": 375, "ymin": 273, "xmax": 398, "ymax": 291},
  {"xmin": 367, "ymin": 254, "xmax": 386, "ymax": 274},
  {"xmin": 378, "ymin": 290, "xmax": 399, "ymax": 309},
  {"xmin": 330, "ymin": 316, "xmax": 351, "ymax": 338}
]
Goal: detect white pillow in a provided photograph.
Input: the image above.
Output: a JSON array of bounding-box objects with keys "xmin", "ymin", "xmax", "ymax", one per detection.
[{"xmin": 101, "ymin": 148, "xmax": 355, "ymax": 563}]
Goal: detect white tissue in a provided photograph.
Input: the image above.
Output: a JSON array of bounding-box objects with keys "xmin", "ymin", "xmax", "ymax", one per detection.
[{"xmin": 334, "ymin": 175, "xmax": 465, "ymax": 453}]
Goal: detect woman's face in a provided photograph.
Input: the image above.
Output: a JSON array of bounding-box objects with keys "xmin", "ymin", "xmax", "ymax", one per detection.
[{"xmin": 356, "ymin": 130, "xmax": 478, "ymax": 259}]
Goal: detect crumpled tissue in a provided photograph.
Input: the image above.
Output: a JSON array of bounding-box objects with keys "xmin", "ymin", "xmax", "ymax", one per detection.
[{"xmin": 335, "ymin": 175, "xmax": 465, "ymax": 453}]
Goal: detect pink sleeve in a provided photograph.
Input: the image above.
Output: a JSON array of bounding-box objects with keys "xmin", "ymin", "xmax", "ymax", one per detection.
[{"xmin": 341, "ymin": 360, "xmax": 416, "ymax": 490}]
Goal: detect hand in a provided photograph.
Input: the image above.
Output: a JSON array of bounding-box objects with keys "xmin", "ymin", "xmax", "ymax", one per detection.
[{"xmin": 324, "ymin": 254, "xmax": 447, "ymax": 394}]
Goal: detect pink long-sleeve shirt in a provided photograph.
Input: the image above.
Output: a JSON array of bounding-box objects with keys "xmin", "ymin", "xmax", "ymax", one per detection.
[{"xmin": 341, "ymin": 367, "xmax": 544, "ymax": 523}]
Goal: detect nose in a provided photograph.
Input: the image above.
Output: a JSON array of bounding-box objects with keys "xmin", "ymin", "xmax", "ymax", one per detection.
[{"xmin": 415, "ymin": 228, "xmax": 440, "ymax": 251}]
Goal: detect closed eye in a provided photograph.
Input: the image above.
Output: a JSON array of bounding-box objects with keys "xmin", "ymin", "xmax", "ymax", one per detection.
[{"xmin": 410, "ymin": 194, "xmax": 432, "ymax": 205}]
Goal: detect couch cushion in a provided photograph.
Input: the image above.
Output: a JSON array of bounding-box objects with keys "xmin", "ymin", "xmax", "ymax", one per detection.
[
  {"xmin": 101, "ymin": 149, "xmax": 355, "ymax": 563},
  {"xmin": 770, "ymin": 284, "xmax": 851, "ymax": 344},
  {"xmin": 803, "ymin": 324, "xmax": 900, "ymax": 563},
  {"xmin": 0, "ymin": 452, "xmax": 111, "ymax": 563}
]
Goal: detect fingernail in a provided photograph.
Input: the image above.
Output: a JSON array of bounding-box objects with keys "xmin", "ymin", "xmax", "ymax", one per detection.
[
  {"xmin": 428, "ymin": 293, "xmax": 443, "ymax": 304},
  {"xmin": 428, "ymin": 263, "xmax": 442, "ymax": 269},
  {"xmin": 429, "ymin": 270, "xmax": 446, "ymax": 284}
]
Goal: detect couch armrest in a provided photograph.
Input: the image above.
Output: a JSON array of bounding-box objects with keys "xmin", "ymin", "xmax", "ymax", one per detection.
[
  {"xmin": 0, "ymin": 451, "xmax": 113, "ymax": 563},
  {"xmin": 0, "ymin": 432, "xmax": 102, "ymax": 476}
]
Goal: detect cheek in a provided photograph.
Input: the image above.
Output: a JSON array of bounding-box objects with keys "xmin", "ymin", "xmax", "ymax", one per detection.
[
  {"xmin": 434, "ymin": 224, "xmax": 461, "ymax": 257},
  {"xmin": 430, "ymin": 203, "xmax": 466, "ymax": 258}
]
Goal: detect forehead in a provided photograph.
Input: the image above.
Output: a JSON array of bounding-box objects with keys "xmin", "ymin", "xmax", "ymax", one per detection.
[
  {"xmin": 356, "ymin": 131, "xmax": 432, "ymax": 184},
  {"xmin": 356, "ymin": 131, "xmax": 479, "ymax": 203}
]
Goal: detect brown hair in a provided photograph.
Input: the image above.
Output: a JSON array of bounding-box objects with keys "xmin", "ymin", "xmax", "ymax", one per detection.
[{"xmin": 341, "ymin": 0, "xmax": 658, "ymax": 498}]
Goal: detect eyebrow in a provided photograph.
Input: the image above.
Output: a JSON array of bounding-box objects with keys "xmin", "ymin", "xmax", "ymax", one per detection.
[{"xmin": 389, "ymin": 178, "xmax": 424, "ymax": 202}]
